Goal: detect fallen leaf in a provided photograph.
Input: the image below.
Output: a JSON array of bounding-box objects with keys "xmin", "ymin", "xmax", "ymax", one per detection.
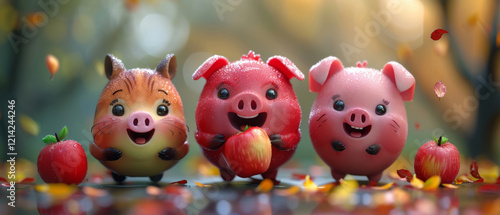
[
  {"xmin": 146, "ymin": 186, "xmax": 162, "ymax": 196},
  {"xmin": 274, "ymin": 185, "xmax": 301, "ymax": 196},
  {"xmin": 20, "ymin": 114, "xmax": 40, "ymax": 136},
  {"xmin": 170, "ymin": 180, "xmax": 187, "ymax": 185},
  {"xmin": 303, "ymin": 175, "xmax": 318, "ymax": 192},
  {"xmin": 442, "ymin": 183, "xmax": 459, "ymax": 189},
  {"xmin": 35, "ymin": 184, "xmax": 78, "ymax": 201},
  {"xmin": 470, "ymin": 160, "xmax": 483, "ymax": 179},
  {"xmin": 410, "ymin": 175, "xmax": 424, "ymax": 189},
  {"xmin": 318, "ymin": 183, "xmax": 336, "ymax": 193},
  {"xmin": 397, "ymin": 169, "xmax": 413, "ymax": 182},
  {"xmin": 339, "ymin": 176, "xmax": 359, "ymax": 191},
  {"xmin": 46, "ymin": 54, "xmax": 59, "ymax": 79},
  {"xmin": 434, "ymin": 81, "xmax": 447, "ymax": 99},
  {"xmin": 455, "ymin": 175, "xmax": 474, "ymax": 184},
  {"xmin": 256, "ymin": 179, "xmax": 274, "ymax": 193},
  {"xmin": 474, "ymin": 178, "xmax": 484, "ymax": 183},
  {"xmin": 431, "ymin": 29, "xmax": 448, "ymax": 41},
  {"xmin": 194, "ymin": 181, "xmax": 205, "ymax": 187},
  {"xmin": 422, "ymin": 175, "xmax": 441, "ymax": 191},
  {"xmin": 372, "ymin": 182, "xmax": 394, "ymax": 190}
]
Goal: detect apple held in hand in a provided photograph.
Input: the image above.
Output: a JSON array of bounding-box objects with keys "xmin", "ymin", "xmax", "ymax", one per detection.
[
  {"xmin": 414, "ymin": 136, "xmax": 460, "ymax": 184},
  {"xmin": 37, "ymin": 126, "xmax": 87, "ymax": 184},
  {"xmin": 225, "ymin": 126, "xmax": 272, "ymax": 178}
]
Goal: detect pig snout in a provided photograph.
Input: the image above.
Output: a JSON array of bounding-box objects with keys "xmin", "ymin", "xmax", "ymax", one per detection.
[
  {"xmin": 231, "ymin": 92, "xmax": 263, "ymax": 117},
  {"xmin": 128, "ymin": 111, "xmax": 155, "ymax": 133},
  {"xmin": 345, "ymin": 108, "xmax": 371, "ymax": 127}
]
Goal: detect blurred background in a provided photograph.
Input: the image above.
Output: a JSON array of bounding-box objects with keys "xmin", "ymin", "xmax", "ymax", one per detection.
[{"xmin": 0, "ymin": 0, "xmax": 499, "ymax": 180}]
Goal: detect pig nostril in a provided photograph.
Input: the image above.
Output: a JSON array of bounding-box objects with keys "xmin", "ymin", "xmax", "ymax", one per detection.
[
  {"xmin": 145, "ymin": 118, "xmax": 150, "ymax": 126},
  {"xmin": 350, "ymin": 114, "xmax": 355, "ymax": 122},
  {"xmin": 238, "ymin": 100, "xmax": 244, "ymax": 110},
  {"xmin": 251, "ymin": 100, "xmax": 257, "ymax": 110},
  {"xmin": 361, "ymin": 115, "xmax": 366, "ymax": 123},
  {"xmin": 133, "ymin": 118, "xmax": 138, "ymax": 126}
]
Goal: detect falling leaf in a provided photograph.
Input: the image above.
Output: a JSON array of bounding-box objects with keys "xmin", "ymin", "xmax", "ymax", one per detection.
[
  {"xmin": 442, "ymin": 183, "xmax": 459, "ymax": 189},
  {"xmin": 256, "ymin": 179, "xmax": 274, "ymax": 193},
  {"xmin": 83, "ymin": 186, "xmax": 108, "ymax": 197},
  {"xmin": 422, "ymin": 175, "xmax": 441, "ymax": 191},
  {"xmin": 431, "ymin": 29, "xmax": 448, "ymax": 41},
  {"xmin": 170, "ymin": 180, "xmax": 187, "ymax": 185},
  {"xmin": 275, "ymin": 185, "xmax": 301, "ymax": 196},
  {"xmin": 372, "ymin": 182, "xmax": 394, "ymax": 190},
  {"xmin": 146, "ymin": 186, "xmax": 162, "ymax": 196},
  {"xmin": 20, "ymin": 114, "xmax": 39, "ymax": 136},
  {"xmin": 397, "ymin": 169, "xmax": 413, "ymax": 182},
  {"xmin": 434, "ymin": 81, "xmax": 447, "ymax": 99},
  {"xmin": 46, "ymin": 54, "xmax": 60, "ymax": 79},
  {"xmin": 470, "ymin": 160, "xmax": 483, "ymax": 179},
  {"xmin": 410, "ymin": 175, "xmax": 424, "ymax": 189}
]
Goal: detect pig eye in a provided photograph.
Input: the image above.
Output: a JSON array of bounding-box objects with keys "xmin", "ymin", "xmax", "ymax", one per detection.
[
  {"xmin": 157, "ymin": 105, "xmax": 169, "ymax": 116},
  {"xmin": 266, "ymin": 89, "xmax": 277, "ymax": 100},
  {"xmin": 112, "ymin": 105, "xmax": 125, "ymax": 116},
  {"xmin": 218, "ymin": 88, "xmax": 229, "ymax": 99},
  {"xmin": 375, "ymin": 104, "xmax": 386, "ymax": 115},
  {"xmin": 333, "ymin": 100, "xmax": 344, "ymax": 111}
]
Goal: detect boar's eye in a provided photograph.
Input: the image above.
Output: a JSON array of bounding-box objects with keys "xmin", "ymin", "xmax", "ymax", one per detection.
[
  {"xmin": 112, "ymin": 105, "xmax": 125, "ymax": 116},
  {"xmin": 266, "ymin": 89, "xmax": 277, "ymax": 100},
  {"xmin": 375, "ymin": 104, "xmax": 386, "ymax": 115},
  {"xmin": 157, "ymin": 105, "xmax": 169, "ymax": 116},
  {"xmin": 333, "ymin": 100, "xmax": 344, "ymax": 111},
  {"xmin": 218, "ymin": 88, "xmax": 229, "ymax": 99}
]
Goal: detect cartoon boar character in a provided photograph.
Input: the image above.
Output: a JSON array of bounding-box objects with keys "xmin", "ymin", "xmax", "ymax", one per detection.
[
  {"xmin": 90, "ymin": 54, "xmax": 189, "ymax": 183},
  {"xmin": 308, "ymin": 57, "xmax": 415, "ymax": 182},
  {"xmin": 193, "ymin": 51, "xmax": 304, "ymax": 183}
]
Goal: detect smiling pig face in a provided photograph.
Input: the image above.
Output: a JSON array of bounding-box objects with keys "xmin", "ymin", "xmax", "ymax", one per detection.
[
  {"xmin": 308, "ymin": 57, "xmax": 415, "ymax": 182},
  {"xmin": 193, "ymin": 51, "xmax": 304, "ymax": 183}
]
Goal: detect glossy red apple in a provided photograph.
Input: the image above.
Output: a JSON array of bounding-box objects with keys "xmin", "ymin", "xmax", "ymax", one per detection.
[
  {"xmin": 224, "ymin": 126, "xmax": 272, "ymax": 178},
  {"xmin": 414, "ymin": 136, "xmax": 460, "ymax": 184},
  {"xmin": 37, "ymin": 126, "xmax": 87, "ymax": 184}
]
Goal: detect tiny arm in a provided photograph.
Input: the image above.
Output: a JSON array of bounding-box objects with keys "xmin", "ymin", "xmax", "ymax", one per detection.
[
  {"xmin": 195, "ymin": 130, "xmax": 226, "ymax": 150},
  {"xmin": 89, "ymin": 141, "xmax": 122, "ymax": 161},
  {"xmin": 269, "ymin": 130, "xmax": 301, "ymax": 151}
]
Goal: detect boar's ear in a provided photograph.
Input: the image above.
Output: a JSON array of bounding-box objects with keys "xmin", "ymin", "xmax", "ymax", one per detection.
[
  {"xmin": 104, "ymin": 54, "xmax": 126, "ymax": 80},
  {"xmin": 267, "ymin": 56, "xmax": 304, "ymax": 81},
  {"xmin": 309, "ymin": 56, "xmax": 344, "ymax": 93},
  {"xmin": 156, "ymin": 54, "xmax": 177, "ymax": 80},
  {"xmin": 192, "ymin": 55, "xmax": 230, "ymax": 80},
  {"xmin": 382, "ymin": 61, "xmax": 415, "ymax": 101}
]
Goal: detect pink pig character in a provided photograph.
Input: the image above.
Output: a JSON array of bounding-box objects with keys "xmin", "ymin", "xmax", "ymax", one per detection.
[
  {"xmin": 193, "ymin": 51, "xmax": 304, "ymax": 183},
  {"xmin": 308, "ymin": 57, "xmax": 415, "ymax": 182}
]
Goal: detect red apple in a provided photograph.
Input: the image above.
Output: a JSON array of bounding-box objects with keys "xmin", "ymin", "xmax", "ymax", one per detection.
[
  {"xmin": 37, "ymin": 126, "xmax": 87, "ymax": 184},
  {"xmin": 414, "ymin": 136, "xmax": 460, "ymax": 184},
  {"xmin": 224, "ymin": 126, "xmax": 272, "ymax": 178}
]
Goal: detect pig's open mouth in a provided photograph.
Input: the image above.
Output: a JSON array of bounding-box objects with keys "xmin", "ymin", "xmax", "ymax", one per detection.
[
  {"xmin": 343, "ymin": 123, "xmax": 371, "ymax": 138},
  {"xmin": 228, "ymin": 112, "xmax": 267, "ymax": 131},
  {"xmin": 127, "ymin": 129, "xmax": 155, "ymax": 145}
]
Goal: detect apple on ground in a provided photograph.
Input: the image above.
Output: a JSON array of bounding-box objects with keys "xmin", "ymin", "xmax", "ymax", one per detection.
[
  {"xmin": 224, "ymin": 126, "xmax": 272, "ymax": 178},
  {"xmin": 37, "ymin": 126, "xmax": 87, "ymax": 185},
  {"xmin": 414, "ymin": 136, "xmax": 460, "ymax": 184}
]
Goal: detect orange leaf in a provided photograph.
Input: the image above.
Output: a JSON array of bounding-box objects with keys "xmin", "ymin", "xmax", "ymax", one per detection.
[
  {"xmin": 455, "ymin": 175, "xmax": 473, "ymax": 184},
  {"xmin": 275, "ymin": 185, "xmax": 301, "ymax": 196},
  {"xmin": 422, "ymin": 175, "xmax": 441, "ymax": 191},
  {"xmin": 46, "ymin": 54, "xmax": 59, "ymax": 79},
  {"xmin": 194, "ymin": 181, "xmax": 205, "ymax": 187},
  {"xmin": 410, "ymin": 175, "xmax": 424, "ymax": 189},
  {"xmin": 397, "ymin": 169, "xmax": 413, "ymax": 182},
  {"xmin": 372, "ymin": 182, "xmax": 394, "ymax": 190},
  {"xmin": 442, "ymin": 183, "xmax": 459, "ymax": 189},
  {"xmin": 256, "ymin": 179, "xmax": 274, "ymax": 192}
]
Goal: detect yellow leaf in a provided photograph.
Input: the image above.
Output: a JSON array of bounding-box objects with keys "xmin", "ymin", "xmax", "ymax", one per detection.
[
  {"xmin": 302, "ymin": 175, "xmax": 318, "ymax": 192},
  {"xmin": 455, "ymin": 175, "xmax": 473, "ymax": 184},
  {"xmin": 422, "ymin": 175, "xmax": 441, "ymax": 191},
  {"xmin": 339, "ymin": 175, "xmax": 359, "ymax": 191},
  {"xmin": 256, "ymin": 179, "xmax": 274, "ymax": 193},
  {"xmin": 194, "ymin": 181, "xmax": 206, "ymax": 187},
  {"xmin": 35, "ymin": 183, "xmax": 77, "ymax": 201},
  {"xmin": 318, "ymin": 183, "xmax": 336, "ymax": 193},
  {"xmin": 372, "ymin": 182, "xmax": 394, "ymax": 190},
  {"xmin": 20, "ymin": 115, "xmax": 39, "ymax": 136},
  {"xmin": 442, "ymin": 183, "xmax": 459, "ymax": 189},
  {"xmin": 410, "ymin": 175, "xmax": 424, "ymax": 189}
]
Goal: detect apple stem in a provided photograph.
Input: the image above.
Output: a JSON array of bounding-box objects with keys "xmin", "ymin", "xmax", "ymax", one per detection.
[
  {"xmin": 438, "ymin": 136, "xmax": 442, "ymax": 146},
  {"xmin": 55, "ymin": 133, "xmax": 60, "ymax": 142}
]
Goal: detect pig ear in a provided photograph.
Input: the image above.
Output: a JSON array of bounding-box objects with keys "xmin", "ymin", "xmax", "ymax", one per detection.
[
  {"xmin": 309, "ymin": 56, "xmax": 344, "ymax": 93},
  {"xmin": 104, "ymin": 54, "xmax": 126, "ymax": 80},
  {"xmin": 382, "ymin": 61, "xmax": 415, "ymax": 101},
  {"xmin": 192, "ymin": 55, "xmax": 229, "ymax": 80},
  {"xmin": 267, "ymin": 56, "xmax": 304, "ymax": 81},
  {"xmin": 156, "ymin": 54, "xmax": 177, "ymax": 80}
]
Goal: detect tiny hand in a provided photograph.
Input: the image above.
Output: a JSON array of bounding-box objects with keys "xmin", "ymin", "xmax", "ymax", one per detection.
[
  {"xmin": 159, "ymin": 147, "xmax": 178, "ymax": 160},
  {"xmin": 103, "ymin": 148, "xmax": 122, "ymax": 161}
]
